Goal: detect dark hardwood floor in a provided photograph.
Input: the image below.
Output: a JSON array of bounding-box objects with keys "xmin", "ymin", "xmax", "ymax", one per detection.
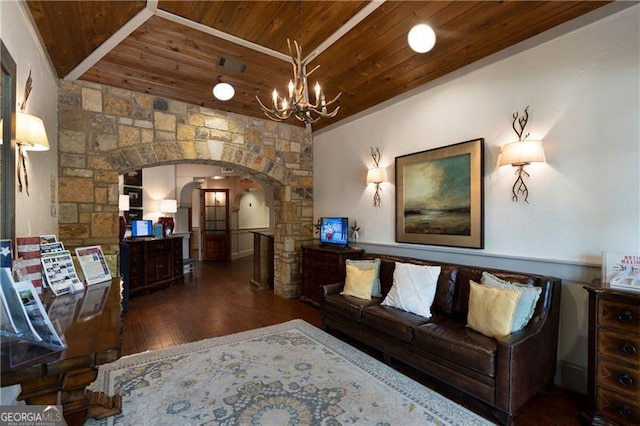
[{"xmin": 122, "ymin": 257, "xmax": 585, "ymax": 425}]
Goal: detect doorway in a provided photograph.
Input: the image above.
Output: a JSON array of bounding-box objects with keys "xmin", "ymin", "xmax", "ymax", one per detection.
[{"xmin": 201, "ymin": 189, "xmax": 230, "ymax": 261}]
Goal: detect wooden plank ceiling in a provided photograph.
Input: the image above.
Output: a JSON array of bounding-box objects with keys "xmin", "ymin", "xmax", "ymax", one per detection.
[{"xmin": 26, "ymin": 1, "xmax": 609, "ymax": 131}]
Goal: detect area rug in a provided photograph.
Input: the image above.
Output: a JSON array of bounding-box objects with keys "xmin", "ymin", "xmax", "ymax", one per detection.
[{"xmin": 86, "ymin": 319, "xmax": 493, "ymax": 425}]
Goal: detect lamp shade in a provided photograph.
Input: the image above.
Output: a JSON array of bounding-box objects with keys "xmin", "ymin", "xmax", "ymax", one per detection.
[
  {"xmin": 366, "ymin": 167, "xmax": 388, "ymax": 184},
  {"xmin": 118, "ymin": 194, "xmax": 130, "ymax": 211},
  {"xmin": 160, "ymin": 199, "xmax": 178, "ymax": 214},
  {"xmin": 499, "ymin": 140, "xmax": 545, "ymax": 167},
  {"xmin": 16, "ymin": 112, "xmax": 49, "ymax": 151}
]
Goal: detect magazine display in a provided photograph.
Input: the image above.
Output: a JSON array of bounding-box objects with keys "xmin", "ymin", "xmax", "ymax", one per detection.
[
  {"xmin": 602, "ymin": 252, "xmax": 640, "ymax": 293},
  {"xmin": 40, "ymin": 250, "xmax": 85, "ymax": 295},
  {"xmin": 0, "ymin": 269, "xmax": 67, "ymax": 368},
  {"xmin": 75, "ymin": 245, "xmax": 111, "ymax": 286}
]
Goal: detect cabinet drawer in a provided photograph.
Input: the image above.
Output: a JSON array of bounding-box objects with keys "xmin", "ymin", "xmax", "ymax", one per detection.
[
  {"xmin": 127, "ymin": 243, "xmax": 144, "ymax": 255},
  {"xmin": 597, "ymin": 387, "xmax": 640, "ymax": 426},
  {"xmin": 598, "ymin": 329, "xmax": 640, "ymax": 365},
  {"xmin": 146, "ymin": 240, "xmax": 171, "ymax": 253},
  {"xmin": 599, "ymin": 298, "xmax": 640, "ymax": 331},
  {"xmin": 128, "ymin": 256, "xmax": 144, "ymax": 277},
  {"xmin": 598, "ymin": 358, "xmax": 640, "ymax": 395}
]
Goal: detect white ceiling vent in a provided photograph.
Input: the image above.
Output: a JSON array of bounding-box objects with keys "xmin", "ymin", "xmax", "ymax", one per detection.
[
  {"xmin": 217, "ymin": 57, "xmax": 247, "ymax": 74},
  {"xmin": 221, "ymin": 167, "xmax": 234, "ymax": 174}
]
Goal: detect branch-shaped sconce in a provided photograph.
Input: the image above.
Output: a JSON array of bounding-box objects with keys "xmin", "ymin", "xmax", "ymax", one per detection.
[
  {"xmin": 366, "ymin": 147, "xmax": 388, "ymax": 207},
  {"xmin": 499, "ymin": 106, "xmax": 545, "ymax": 203},
  {"xmin": 16, "ymin": 70, "xmax": 49, "ymax": 196}
]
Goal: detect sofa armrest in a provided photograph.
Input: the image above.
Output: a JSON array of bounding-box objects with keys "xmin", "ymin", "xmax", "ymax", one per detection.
[
  {"xmin": 494, "ymin": 278, "xmax": 561, "ymax": 414},
  {"xmin": 322, "ymin": 282, "xmax": 343, "ymax": 297}
]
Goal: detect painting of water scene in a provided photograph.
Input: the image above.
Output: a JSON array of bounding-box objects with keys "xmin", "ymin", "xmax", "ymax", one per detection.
[{"xmin": 395, "ymin": 139, "xmax": 484, "ymax": 249}]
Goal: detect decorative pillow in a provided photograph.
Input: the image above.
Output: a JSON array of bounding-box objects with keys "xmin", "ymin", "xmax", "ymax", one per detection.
[
  {"xmin": 467, "ymin": 280, "xmax": 521, "ymax": 338},
  {"xmin": 341, "ymin": 264, "xmax": 378, "ymax": 300},
  {"xmin": 481, "ymin": 272, "xmax": 542, "ymax": 332},
  {"xmin": 346, "ymin": 258, "xmax": 382, "ymax": 297},
  {"xmin": 381, "ymin": 262, "xmax": 441, "ymax": 318}
]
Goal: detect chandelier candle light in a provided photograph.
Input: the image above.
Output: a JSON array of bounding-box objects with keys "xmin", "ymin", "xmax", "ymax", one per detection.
[{"xmin": 256, "ymin": 39, "xmax": 341, "ymax": 124}]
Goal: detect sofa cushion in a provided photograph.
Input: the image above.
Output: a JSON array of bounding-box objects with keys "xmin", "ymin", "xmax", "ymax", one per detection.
[
  {"xmin": 345, "ymin": 258, "xmax": 382, "ymax": 297},
  {"xmin": 467, "ymin": 280, "xmax": 521, "ymax": 338},
  {"xmin": 362, "ymin": 305, "xmax": 431, "ymax": 343},
  {"xmin": 481, "ymin": 272, "xmax": 542, "ymax": 332},
  {"xmin": 341, "ymin": 264, "xmax": 377, "ymax": 300},
  {"xmin": 414, "ymin": 317, "xmax": 498, "ymax": 377},
  {"xmin": 381, "ymin": 262, "xmax": 441, "ymax": 318},
  {"xmin": 433, "ymin": 265, "xmax": 457, "ymax": 315},
  {"xmin": 324, "ymin": 292, "xmax": 383, "ymax": 323}
]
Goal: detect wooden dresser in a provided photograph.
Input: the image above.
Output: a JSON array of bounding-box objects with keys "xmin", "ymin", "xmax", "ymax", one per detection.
[
  {"xmin": 120, "ymin": 237, "xmax": 184, "ymax": 311},
  {"xmin": 582, "ymin": 286, "xmax": 640, "ymax": 426},
  {"xmin": 300, "ymin": 245, "xmax": 364, "ymax": 306}
]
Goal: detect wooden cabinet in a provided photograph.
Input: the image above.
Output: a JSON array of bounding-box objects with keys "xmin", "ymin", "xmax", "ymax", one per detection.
[
  {"xmin": 583, "ymin": 286, "xmax": 640, "ymax": 426},
  {"xmin": 120, "ymin": 237, "xmax": 184, "ymax": 311},
  {"xmin": 301, "ymin": 245, "xmax": 364, "ymax": 306}
]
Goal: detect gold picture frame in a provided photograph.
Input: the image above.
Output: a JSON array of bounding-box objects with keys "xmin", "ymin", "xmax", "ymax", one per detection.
[{"xmin": 395, "ymin": 138, "xmax": 484, "ymax": 249}]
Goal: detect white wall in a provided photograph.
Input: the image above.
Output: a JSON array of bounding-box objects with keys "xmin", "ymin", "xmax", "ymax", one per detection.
[
  {"xmin": 1, "ymin": 1, "xmax": 59, "ymax": 237},
  {"xmin": 313, "ymin": 3, "xmax": 640, "ymax": 393}
]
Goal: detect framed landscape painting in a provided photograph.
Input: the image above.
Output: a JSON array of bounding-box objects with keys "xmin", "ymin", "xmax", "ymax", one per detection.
[{"xmin": 395, "ymin": 138, "xmax": 484, "ymax": 249}]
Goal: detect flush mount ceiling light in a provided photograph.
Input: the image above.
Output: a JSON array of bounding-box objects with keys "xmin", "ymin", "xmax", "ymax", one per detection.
[
  {"xmin": 213, "ymin": 82, "xmax": 235, "ymax": 101},
  {"xmin": 408, "ymin": 24, "xmax": 436, "ymax": 53}
]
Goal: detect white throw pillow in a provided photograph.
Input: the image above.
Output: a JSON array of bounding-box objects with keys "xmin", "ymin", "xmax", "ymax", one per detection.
[
  {"xmin": 381, "ymin": 262, "xmax": 441, "ymax": 318},
  {"xmin": 481, "ymin": 272, "xmax": 542, "ymax": 332}
]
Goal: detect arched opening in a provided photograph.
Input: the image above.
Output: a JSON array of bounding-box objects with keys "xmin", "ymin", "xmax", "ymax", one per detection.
[{"xmin": 57, "ymin": 81, "xmax": 314, "ymax": 298}]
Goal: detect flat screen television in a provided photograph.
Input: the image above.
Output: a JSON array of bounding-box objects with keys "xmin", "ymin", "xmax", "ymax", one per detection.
[
  {"xmin": 319, "ymin": 217, "xmax": 349, "ymax": 247},
  {"xmin": 131, "ymin": 219, "xmax": 153, "ymax": 238}
]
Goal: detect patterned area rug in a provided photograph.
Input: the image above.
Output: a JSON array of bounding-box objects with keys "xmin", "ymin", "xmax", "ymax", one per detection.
[{"xmin": 86, "ymin": 319, "xmax": 493, "ymax": 425}]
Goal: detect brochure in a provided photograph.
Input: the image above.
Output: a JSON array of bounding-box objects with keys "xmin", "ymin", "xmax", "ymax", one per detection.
[
  {"xmin": 40, "ymin": 250, "xmax": 85, "ymax": 296},
  {"xmin": 75, "ymin": 245, "xmax": 111, "ymax": 286},
  {"xmin": 602, "ymin": 252, "xmax": 640, "ymax": 293}
]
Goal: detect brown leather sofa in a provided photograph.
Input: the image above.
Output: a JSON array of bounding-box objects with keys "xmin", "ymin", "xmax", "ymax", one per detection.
[{"xmin": 321, "ymin": 254, "xmax": 562, "ymax": 425}]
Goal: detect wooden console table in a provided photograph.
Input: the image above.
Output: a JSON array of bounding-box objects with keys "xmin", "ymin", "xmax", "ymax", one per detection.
[
  {"xmin": 301, "ymin": 245, "xmax": 365, "ymax": 306},
  {"xmin": 120, "ymin": 236, "xmax": 184, "ymax": 312},
  {"xmin": 1, "ymin": 278, "xmax": 123, "ymax": 425}
]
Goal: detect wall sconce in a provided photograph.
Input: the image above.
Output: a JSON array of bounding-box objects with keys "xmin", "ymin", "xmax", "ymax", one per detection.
[
  {"xmin": 158, "ymin": 199, "xmax": 177, "ymax": 236},
  {"xmin": 499, "ymin": 106, "xmax": 545, "ymax": 203},
  {"xmin": 15, "ymin": 71, "xmax": 49, "ymax": 196},
  {"xmin": 366, "ymin": 147, "xmax": 388, "ymax": 207}
]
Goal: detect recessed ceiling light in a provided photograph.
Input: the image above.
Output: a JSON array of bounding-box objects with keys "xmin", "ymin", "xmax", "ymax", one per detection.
[
  {"xmin": 408, "ymin": 24, "xmax": 436, "ymax": 53},
  {"xmin": 213, "ymin": 82, "xmax": 235, "ymax": 101}
]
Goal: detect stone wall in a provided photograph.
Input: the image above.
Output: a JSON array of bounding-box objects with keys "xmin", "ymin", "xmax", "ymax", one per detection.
[{"xmin": 57, "ymin": 80, "xmax": 314, "ymax": 298}]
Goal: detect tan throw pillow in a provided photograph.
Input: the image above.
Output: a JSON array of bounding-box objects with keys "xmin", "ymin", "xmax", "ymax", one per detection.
[
  {"xmin": 380, "ymin": 262, "xmax": 441, "ymax": 318},
  {"xmin": 467, "ymin": 280, "xmax": 521, "ymax": 338},
  {"xmin": 345, "ymin": 258, "xmax": 382, "ymax": 297},
  {"xmin": 341, "ymin": 264, "xmax": 378, "ymax": 300},
  {"xmin": 481, "ymin": 272, "xmax": 542, "ymax": 332}
]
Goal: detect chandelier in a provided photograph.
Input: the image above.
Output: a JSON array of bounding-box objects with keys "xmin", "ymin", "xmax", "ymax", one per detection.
[{"xmin": 256, "ymin": 39, "xmax": 341, "ymax": 124}]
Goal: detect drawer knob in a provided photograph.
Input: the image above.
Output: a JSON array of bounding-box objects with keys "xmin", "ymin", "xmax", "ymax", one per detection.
[
  {"xmin": 618, "ymin": 373, "xmax": 634, "ymax": 386},
  {"xmin": 618, "ymin": 310, "xmax": 634, "ymax": 323},
  {"xmin": 617, "ymin": 404, "xmax": 632, "ymax": 418},
  {"xmin": 622, "ymin": 342, "xmax": 637, "ymax": 355}
]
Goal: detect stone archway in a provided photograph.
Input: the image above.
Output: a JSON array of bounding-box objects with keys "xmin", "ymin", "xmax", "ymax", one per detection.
[{"xmin": 57, "ymin": 80, "xmax": 314, "ymax": 298}]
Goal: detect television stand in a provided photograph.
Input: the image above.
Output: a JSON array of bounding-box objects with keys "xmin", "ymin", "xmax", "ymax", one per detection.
[{"xmin": 300, "ymin": 245, "xmax": 365, "ymax": 306}]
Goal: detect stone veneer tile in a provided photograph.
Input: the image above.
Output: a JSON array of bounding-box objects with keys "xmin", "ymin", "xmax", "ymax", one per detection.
[
  {"xmin": 177, "ymin": 124, "xmax": 195, "ymax": 141},
  {"xmin": 59, "ymin": 177, "xmax": 94, "ymax": 202},
  {"xmin": 87, "ymin": 155, "xmax": 113, "ymax": 170},
  {"xmin": 82, "ymin": 88, "xmax": 102, "ymax": 112},
  {"xmin": 91, "ymin": 213, "xmax": 119, "ymax": 237},
  {"xmin": 59, "ymin": 129, "xmax": 87, "ymax": 154},
  {"xmin": 118, "ymin": 126, "xmax": 140, "ymax": 146},
  {"xmin": 154, "ymin": 111, "xmax": 176, "ymax": 132},
  {"xmin": 94, "ymin": 187, "xmax": 107, "ymax": 204},
  {"xmin": 60, "ymin": 153, "xmax": 86, "ymax": 168},
  {"xmin": 104, "ymin": 95, "xmax": 132, "ymax": 116},
  {"xmin": 58, "ymin": 203, "xmax": 78, "ymax": 223}
]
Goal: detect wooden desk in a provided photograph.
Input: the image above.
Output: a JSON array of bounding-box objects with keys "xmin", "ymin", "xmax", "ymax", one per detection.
[{"xmin": 1, "ymin": 278, "xmax": 123, "ymax": 425}]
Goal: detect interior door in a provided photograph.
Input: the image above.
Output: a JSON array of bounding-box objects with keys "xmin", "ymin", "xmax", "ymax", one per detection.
[{"xmin": 201, "ymin": 189, "xmax": 230, "ymax": 261}]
